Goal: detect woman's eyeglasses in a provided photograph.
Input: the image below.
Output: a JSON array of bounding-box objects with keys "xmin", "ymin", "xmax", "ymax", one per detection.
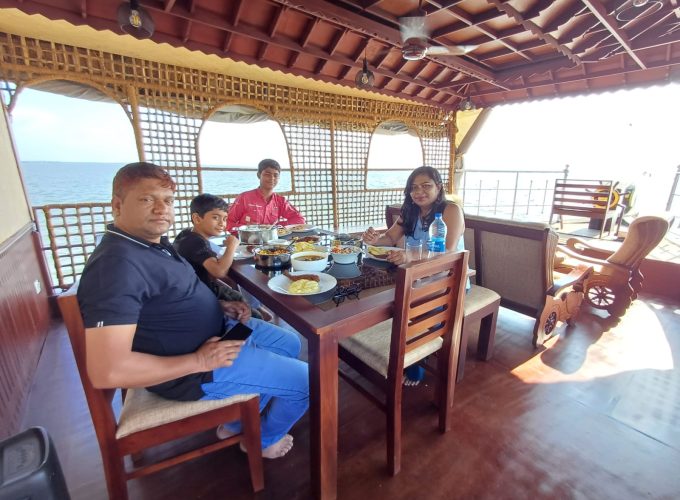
[{"xmin": 332, "ymin": 283, "xmax": 362, "ymax": 306}]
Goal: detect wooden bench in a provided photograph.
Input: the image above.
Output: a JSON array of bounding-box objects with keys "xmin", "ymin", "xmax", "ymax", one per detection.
[{"xmin": 549, "ymin": 179, "xmax": 621, "ymax": 238}]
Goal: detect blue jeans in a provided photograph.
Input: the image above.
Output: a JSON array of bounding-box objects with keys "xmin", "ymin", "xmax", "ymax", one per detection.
[{"xmin": 201, "ymin": 318, "xmax": 309, "ymax": 448}]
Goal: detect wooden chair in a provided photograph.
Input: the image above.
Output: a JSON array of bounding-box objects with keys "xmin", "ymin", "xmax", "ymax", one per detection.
[
  {"xmin": 338, "ymin": 250, "xmax": 468, "ymax": 476},
  {"xmin": 386, "ymin": 204, "xmax": 501, "ymax": 373},
  {"xmin": 557, "ymin": 215, "xmax": 670, "ymax": 318},
  {"xmin": 456, "ymin": 284, "xmax": 500, "ymax": 382},
  {"xmin": 57, "ymin": 285, "xmax": 264, "ymax": 500},
  {"xmin": 549, "ymin": 179, "xmax": 622, "ymax": 238}
]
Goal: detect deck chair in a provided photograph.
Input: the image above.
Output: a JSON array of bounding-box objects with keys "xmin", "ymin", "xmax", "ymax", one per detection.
[
  {"xmin": 338, "ymin": 250, "xmax": 468, "ymax": 476},
  {"xmin": 557, "ymin": 215, "xmax": 670, "ymax": 318},
  {"xmin": 57, "ymin": 284, "xmax": 264, "ymax": 500}
]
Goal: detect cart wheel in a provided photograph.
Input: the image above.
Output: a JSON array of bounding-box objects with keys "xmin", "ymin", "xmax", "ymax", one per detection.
[
  {"xmin": 585, "ymin": 283, "xmax": 616, "ymax": 309},
  {"xmin": 544, "ymin": 311, "xmax": 558, "ymax": 335}
]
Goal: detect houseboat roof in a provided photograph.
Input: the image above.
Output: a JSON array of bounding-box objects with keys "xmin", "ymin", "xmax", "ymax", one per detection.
[{"xmin": 2, "ymin": 0, "xmax": 679, "ymax": 110}]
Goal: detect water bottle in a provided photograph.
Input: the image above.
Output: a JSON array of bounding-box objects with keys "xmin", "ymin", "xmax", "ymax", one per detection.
[{"xmin": 428, "ymin": 213, "xmax": 447, "ymax": 253}]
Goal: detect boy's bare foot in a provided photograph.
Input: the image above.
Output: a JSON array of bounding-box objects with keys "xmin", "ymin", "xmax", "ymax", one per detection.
[{"xmin": 240, "ymin": 434, "xmax": 294, "ymax": 459}]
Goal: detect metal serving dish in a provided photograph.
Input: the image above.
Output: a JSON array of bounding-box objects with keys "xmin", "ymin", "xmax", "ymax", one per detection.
[
  {"xmin": 238, "ymin": 224, "xmax": 279, "ymax": 245},
  {"xmin": 252, "ymin": 245, "xmax": 292, "ymax": 268}
]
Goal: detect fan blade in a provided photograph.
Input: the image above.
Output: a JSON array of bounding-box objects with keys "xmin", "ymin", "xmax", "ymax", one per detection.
[
  {"xmin": 399, "ymin": 15, "xmax": 429, "ymax": 42},
  {"xmin": 426, "ymin": 44, "xmax": 478, "ymax": 56}
]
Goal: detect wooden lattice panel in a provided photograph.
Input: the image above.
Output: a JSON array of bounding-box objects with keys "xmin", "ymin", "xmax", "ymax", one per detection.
[
  {"xmin": 34, "ymin": 204, "xmax": 113, "ymax": 288},
  {"xmin": 281, "ymin": 119, "xmax": 334, "ymax": 229},
  {"xmin": 0, "ymin": 32, "xmax": 454, "ymax": 290}
]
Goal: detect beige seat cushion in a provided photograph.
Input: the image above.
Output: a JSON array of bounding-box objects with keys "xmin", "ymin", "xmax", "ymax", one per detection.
[
  {"xmin": 465, "ymin": 285, "xmax": 501, "ymax": 317},
  {"xmin": 339, "ymin": 320, "xmax": 443, "ymax": 378},
  {"xmin": 116, "ymin": 388, "xmax": 257, "ymax": 439}
]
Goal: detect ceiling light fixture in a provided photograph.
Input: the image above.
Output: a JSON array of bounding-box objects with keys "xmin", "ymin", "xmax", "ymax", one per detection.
[
  {"xmin": 117, "ymin": 0, "xmax": 155, "ymax": 40},
  {"xmin": 354, "ymin": 56, "xmax": 375, "ymax": 90},
  {"xmin": 458, "ymin": 97, "xmax": 476, "ymax": 111}
]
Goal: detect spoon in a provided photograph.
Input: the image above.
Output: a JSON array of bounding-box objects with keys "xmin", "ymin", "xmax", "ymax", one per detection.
[{"xmin": 269, "ymin": 284, "xmax": 290, "ymax": 294}]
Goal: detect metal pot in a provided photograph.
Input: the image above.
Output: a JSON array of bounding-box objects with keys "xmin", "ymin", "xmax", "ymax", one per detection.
[
  {"xmin": 252, "ymin": 246, "xmax": 292, "ymax": 268},
  {"xmin": 238, "ymin": 224, "xmax": 278, "ymax": 245}
]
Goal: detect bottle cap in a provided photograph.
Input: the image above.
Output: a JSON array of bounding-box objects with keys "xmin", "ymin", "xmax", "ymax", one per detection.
[{"xmin": 434, "ymin": 213, "xmax": 442, "ymax": 218}]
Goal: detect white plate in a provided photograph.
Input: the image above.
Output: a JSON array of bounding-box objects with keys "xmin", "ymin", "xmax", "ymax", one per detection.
[
  {"xmin": 364, "ymin": 246, "xmax": 403, "ymax": 261},
  {"xmin": 268, "ymin": 272, "xmax": 337, "ymax": 296},
  {"xmin": 233, "ymin": 244, "xmax": 256, "ymax": 260},
  {"xmin": 286, "ymin": 224, "xmax": 316, "ymax": 233}
]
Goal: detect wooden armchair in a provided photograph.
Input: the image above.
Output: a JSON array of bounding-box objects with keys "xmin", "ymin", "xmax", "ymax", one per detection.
[
  {"xmin": 557, "ymin": 215, "xmax": 670, "ymax": 318},
  {"xmin": 57, "ymin": 285, "xmax": 264, "ymax": 500},
  {"xmin": 338, "ymin": 250, "xmax": 468, "ymax": 476}
]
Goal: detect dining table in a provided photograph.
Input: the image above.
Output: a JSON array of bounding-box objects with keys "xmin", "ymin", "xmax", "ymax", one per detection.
[{"xmin": 229, "ymin": 255, "xmax": 397, "ymax": 500}]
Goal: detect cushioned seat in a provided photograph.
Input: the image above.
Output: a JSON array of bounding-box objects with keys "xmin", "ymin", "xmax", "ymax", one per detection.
[
  {"xmin": 340, "ymin": 320, "xmax": 443, "ymax": 378},
  {"xmin": 116, "ymin": 389, "xmax": 257, "ymax": 439},
  {"xmin": 457, "ymin": 284, "xmax": 501, "ymax": 382}
]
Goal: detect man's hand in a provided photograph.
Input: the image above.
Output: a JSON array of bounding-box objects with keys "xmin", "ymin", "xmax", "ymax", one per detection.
[
  {"xmin": 221, "ymin": 300, "xmax": 252, "ymax": 322},
  {"xmin": 194, "ymin": 337, "xmax": 243, "ymax": 371}
]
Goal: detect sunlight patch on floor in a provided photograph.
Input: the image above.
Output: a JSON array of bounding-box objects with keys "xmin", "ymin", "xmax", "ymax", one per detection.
[{"xmin": 512, "ymin": 300, "xmax": 674, "ymax": 384}]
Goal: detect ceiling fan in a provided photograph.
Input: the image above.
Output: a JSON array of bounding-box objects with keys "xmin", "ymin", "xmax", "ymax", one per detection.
[{"xmin": 398, "ymin": 0, "xmax": 477, "ymax": 61}]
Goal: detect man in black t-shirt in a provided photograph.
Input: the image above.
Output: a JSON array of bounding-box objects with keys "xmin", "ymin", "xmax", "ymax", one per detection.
[{"xmin": 78, "ymin": 162, "xmax": 307, "ymax": 459}]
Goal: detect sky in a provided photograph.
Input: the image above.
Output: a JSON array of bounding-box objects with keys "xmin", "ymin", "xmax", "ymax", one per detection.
[
  {"xmin": 10, "ymin": 88, "xmax": 423, "ymax": 169},
  {"xmin": 9, "ymin": 83, "xmax": 679, "ymax": 192}
]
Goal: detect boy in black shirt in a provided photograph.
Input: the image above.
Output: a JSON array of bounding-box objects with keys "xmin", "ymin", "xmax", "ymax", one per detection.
[{"xmin": 174, "ymin": 193, "xmax": 270, "ymax": 320}]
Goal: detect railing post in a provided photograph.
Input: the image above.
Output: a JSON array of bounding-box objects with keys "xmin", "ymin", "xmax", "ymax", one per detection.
[
  {"xmin": 510, "ymin": 171, "xmax": 519, "ymax": 219},
  {"xmin": 563, "ymin": 164, "xmax": 569, "ymax": 180},
  {"xmin": 666, "ymin": 165, "xmax": 680, "ymax": 212}
]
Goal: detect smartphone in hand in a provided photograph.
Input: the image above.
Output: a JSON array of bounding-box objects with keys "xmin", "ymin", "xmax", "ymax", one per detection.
[{"xmin": 220, "ymin": 322, "xmax": 253, "ymax": 341}]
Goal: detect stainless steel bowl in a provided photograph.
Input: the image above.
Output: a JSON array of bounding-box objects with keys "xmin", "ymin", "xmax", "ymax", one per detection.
[
  {"xmin": 238, "ymin": 224, "xmax": 278, "ymax": 245},
  {"xmin": 252, "ymin": 246, "xmax": 292, "ymax": 268}
]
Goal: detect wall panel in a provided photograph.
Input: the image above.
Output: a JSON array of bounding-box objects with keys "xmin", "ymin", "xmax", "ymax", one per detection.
[{"xmin": 0, "ymin": 224, "xmax": 51, "ymax": 439}]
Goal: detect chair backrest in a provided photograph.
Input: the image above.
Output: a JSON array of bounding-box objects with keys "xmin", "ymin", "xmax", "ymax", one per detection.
[
  {"xmin": 57, "ymin": 285, "xmax": 120, "ymax": 443},
  {"xmin": 387, "ymin": 251, "xmax": 468, "ymax": 379},
  {"xmin": 464, "ymin": 214, "xmax": 557, "ymax": 314},
  {"xmin": 607, "ymin": 215, "xmax": 670, "ymax": 268},
  {"xmin": 551, "ymin": 179, "xmax": 616, "ymax": 217}
]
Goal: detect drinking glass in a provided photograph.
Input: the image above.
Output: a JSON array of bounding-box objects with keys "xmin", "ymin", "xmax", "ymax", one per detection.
[{"xmin": 406, "ymin": 240, "xmax": 423, "ymax": 261}]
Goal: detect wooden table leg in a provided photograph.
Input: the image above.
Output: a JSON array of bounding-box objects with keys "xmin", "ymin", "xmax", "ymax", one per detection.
[{"xmin": 308, "ymin": 334, "xmax": 339, "ymax": 499}]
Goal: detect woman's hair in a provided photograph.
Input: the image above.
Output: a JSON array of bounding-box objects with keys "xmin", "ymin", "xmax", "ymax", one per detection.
[
  {"xmin": 399, "ymin": 166, "xmax": 448, "ymax": 237},
  {"xmin": 190, "ymin": 193, "xmax": 228, "ymax": 217},
  {"xmin": 112, "ymin": 162, "xmax": 176, "ymax": 199}
]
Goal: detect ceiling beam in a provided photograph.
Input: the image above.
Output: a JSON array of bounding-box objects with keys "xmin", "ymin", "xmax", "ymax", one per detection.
[
  {"xmin": 271, "ymin": 0, "xmax": 499, "ymax": 84},
  {"xmin": 580, "ymin": 0, "xmax": 646, "ymax": 69},
  {"xmin": 488, "ymin": 0, "xmax": 581, "ymax": 65}
]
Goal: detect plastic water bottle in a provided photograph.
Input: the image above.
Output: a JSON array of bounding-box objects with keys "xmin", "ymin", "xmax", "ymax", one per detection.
[{"xmin": 428, "ymin": 213, "xmax": 447, "ymax": 253}]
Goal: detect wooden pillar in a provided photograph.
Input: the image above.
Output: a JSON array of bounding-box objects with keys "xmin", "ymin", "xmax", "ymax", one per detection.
[{"xmin": 126, "ymin": 85, "xmax": 146, "ymax": 162}]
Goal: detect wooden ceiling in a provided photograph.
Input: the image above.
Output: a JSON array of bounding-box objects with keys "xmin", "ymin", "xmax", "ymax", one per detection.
[{"xmin": 2, "ymin": 0, "xmax": 680, "ymax": 110}]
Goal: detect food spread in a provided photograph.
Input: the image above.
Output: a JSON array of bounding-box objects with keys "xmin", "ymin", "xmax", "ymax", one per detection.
[
  {"xmin": 288, "ymin": 279, "xmax": 320, "ymax": 294},
  {"xmin": 367, "ymin": 246, "xmax": 389, "ymax": 259}
]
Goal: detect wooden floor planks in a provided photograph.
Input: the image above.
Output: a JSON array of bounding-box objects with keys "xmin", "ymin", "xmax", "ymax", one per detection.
[{"xmin": 21, "ymin": 294, "xmax": 680, "ymax": 499}]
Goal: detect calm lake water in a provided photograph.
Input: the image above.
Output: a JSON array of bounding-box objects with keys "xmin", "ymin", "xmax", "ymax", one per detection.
[{"xmin": 21, "ymin": 161, "xmax": 410, "ymax": 206}]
